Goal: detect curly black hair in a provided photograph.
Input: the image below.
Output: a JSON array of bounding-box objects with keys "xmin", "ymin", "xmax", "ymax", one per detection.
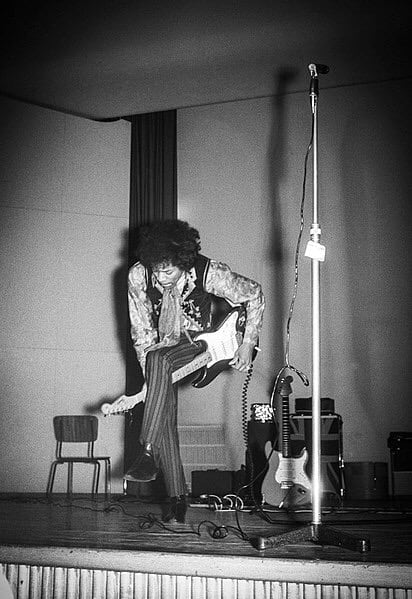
[{"xmin": 137, "ymin": 220, "xmax": 201, "ymax": 271}]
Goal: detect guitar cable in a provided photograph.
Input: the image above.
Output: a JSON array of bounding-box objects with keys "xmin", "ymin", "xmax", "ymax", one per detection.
[
  {"xmin": 240, "ymin": 363, "xmax": 263, "ymax": 507},
  {"xmin": 241, "ymin": 362, "xmax": 254, "ymax": 443},
  {"xmin": 239, "ymin": 362, "xmax": 280, "ymax": 512}
]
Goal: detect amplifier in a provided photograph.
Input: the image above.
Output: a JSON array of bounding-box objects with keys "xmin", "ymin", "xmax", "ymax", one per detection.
[
  {"xmin": 344, "ymin": 462, "xmax": 388, "ymax": 500},
  {"xmin": 387, "ymin": 432, "xmax": 412, "ymax": 495},
  {"xmin": 289, "ymin": 413, "xmax": 344, "ymax": 499},
  {"xmin": 294, "ymin": 397, "xmax": 336, "ymax": 414},
  {"xmin": 388, "ymin": 432, "xmax": 412, "ymax": 470},
  {"xmin": 191, "ymin": 470, "xmax": 235, "ymax": 497},
  {"xmin": 246, "ymin": 419, "xmax": 278, "ymax": 504}
]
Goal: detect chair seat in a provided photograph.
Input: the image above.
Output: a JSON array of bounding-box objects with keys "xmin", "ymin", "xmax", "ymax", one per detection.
[{"xmin": 55, "ymin": 456, "xmax": 110, "ymax": 462}]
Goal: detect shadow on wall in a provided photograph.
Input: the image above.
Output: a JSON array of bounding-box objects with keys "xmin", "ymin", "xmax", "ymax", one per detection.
[
  {"xmin": 119, "ymin": 226, "xmax": 144, "ymax": 395},
  {"xmin": 86, "ymin": 225, "xmax": 141, "ymax": 409},
  {"xmin": 266, "ymin": 67, "xmax": 304, "ymax": 417},
  {"xmin": 84, "ymin": 227, "xmax": 143, "ymax": 479}
]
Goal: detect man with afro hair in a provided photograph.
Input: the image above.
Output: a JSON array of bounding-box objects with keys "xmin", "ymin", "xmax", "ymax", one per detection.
[{"xmin": 125, "ymin": 219, "xmax": 265, "ymax": 523}]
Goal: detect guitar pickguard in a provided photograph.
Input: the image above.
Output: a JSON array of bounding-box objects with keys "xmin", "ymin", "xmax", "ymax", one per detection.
[
  {"xmin": 275, "ymin": 449, "xmax": 312, "ymax": 491},
  {"xmin": 261, "ymin": 441, "xmax": 312, "ymax": 507},
  {"xmin": 191, "ymin": 307, "xmax": 246, "ymax": 388}
]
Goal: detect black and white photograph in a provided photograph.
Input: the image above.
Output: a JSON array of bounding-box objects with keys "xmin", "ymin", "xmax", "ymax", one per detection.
[{"xmin": 0, "ymin": 1, "xmax": 411, "ymax": 597}]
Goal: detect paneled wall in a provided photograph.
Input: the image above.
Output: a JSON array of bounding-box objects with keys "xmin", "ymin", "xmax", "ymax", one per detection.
[
  {"xmin": 0, "ymin": 96, "xmax": 130, "ymax": 494},
  {"xmin": 177, "ymin": 78, "xmax": 412, "ymax": 469},
  {"xmin": 0, "ymin": 76, "xmax": 411, "ymax": 494}
]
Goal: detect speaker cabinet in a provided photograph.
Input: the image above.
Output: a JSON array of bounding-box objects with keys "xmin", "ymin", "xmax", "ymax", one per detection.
[
  {"xmin": 344, "ymin": 462, "xmax": 388, "ymax": 500},
  {"xmin": 388, "ymin": 432, "xmax": 412, "ymax": 495},
  {"xmin": 289, "ymin": 413, "xmax": 344, "ymax": 499},
  {"xmin": 246, "ymin": 419, "xmax": 278, "ymax": 504}
]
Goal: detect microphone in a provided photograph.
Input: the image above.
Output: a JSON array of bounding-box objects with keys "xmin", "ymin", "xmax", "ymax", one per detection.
[
  {"xmin": 308, "ymin": 63, "xmax": 330, "ymax": 77},
  {"xmin": 308, "ymin": 63, "xmax": 329, "ymax": 99}
]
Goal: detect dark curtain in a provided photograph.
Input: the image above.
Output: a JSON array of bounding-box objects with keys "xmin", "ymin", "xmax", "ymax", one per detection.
[
  {"xmin": 124, "ymin": 110, "xmax": 177, "ymax": 493},
  {"xmin": 127, "ymin": 110, "xmax": 177, "ymax": 267},
  {"xmin": 125, "ymin": 109, "xmax": 177, "ymax": 394}
]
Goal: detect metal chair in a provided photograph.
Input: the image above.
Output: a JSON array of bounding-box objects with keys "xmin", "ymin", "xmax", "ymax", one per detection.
[{"xmin": 47, "ymin": 415, "xmax": 111, "ymax": 500}]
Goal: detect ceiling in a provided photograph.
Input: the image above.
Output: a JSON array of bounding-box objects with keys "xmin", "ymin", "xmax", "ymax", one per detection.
[{"xmin": 0, "ymin": 0, "xmax": 410, "ymax": 121}]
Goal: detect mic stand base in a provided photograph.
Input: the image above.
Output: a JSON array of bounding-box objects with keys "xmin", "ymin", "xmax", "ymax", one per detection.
[{"xmin": 253, "ymin": 523, "xmax": 371, "ymax": 553}]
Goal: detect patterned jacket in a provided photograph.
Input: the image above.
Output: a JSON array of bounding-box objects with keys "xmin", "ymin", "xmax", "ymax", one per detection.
[{"xmin": 128, "ymin": 254, "xmax": 265, "ymax": 370}]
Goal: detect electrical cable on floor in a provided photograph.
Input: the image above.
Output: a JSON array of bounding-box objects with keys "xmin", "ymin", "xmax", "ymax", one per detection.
[{"xmin": 1, "ymin": 495, "xmax": 411, "ymax": 545}]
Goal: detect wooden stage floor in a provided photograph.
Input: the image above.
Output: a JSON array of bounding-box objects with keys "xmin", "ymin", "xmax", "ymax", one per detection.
[{"xmin": 1, "ymin": 493, "xmax": 412, "ymax": 595}]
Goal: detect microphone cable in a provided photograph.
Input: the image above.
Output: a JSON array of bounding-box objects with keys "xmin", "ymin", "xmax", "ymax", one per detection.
[{"xmin": 269, "ymin": 113, "xmax": 314, "ymax": 408}]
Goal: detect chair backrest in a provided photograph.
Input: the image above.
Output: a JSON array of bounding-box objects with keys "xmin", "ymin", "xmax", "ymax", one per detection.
[{"xmin": 53, "ymin": 415, "xmax": 98, "ymax": 443}]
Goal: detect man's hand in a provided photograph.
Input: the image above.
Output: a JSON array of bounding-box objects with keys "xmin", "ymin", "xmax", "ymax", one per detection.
[{"xmin": 229, "ymin": 342, "xmax": 256, "ymax": 372}]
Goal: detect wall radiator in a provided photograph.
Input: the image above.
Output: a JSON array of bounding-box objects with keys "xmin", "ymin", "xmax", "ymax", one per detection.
[
  {"xmin": 178, "ymin": 424, "xmax": 227, "ymax": 493},
  {"xmin": 3, "ymin": 563, "xmax": 412, "ymax": 599}
]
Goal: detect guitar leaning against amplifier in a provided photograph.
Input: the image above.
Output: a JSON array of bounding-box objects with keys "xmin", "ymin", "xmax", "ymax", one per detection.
[{"xmin": 261, "ymin": 375, "xmax": 311, "ymax": 507}]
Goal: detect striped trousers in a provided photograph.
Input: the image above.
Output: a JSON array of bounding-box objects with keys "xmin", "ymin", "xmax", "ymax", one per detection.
[{"xmin": 140, "ymin": 334, "xmax": 203, "ymax": 497}]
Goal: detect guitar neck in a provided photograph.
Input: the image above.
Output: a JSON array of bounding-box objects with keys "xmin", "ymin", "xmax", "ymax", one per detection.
[
  {"xmin": 281, "ymin": 396, "xmax": 292, "ymax": 458},
  {"xmin": 171, "ymin": 351, "xmax": 211, "ymax": 384}
]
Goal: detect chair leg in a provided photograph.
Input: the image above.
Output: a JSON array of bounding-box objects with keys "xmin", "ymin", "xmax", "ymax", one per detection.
[
  {"xmin": 46, "ymin": 461, "xmax": 58, "ymax": 497},
  {"xmin": 105, "ymin": 459, "xmax": 111, "ymax": 501},
  {"xmin": 67, "ymin": 462, "xmax": 74, "ymax": 497},
  {"xmin": 92, "ymin": 462, "xmax": 101, "ymax": 496},
  {"xmin": 48, "ymin": 459, "xmax": 111, "ymax": 498}
]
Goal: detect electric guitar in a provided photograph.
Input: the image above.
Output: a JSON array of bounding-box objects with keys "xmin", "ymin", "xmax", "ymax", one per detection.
[
  {"xmin": 101, "ymin": 306, "xmax": 250, "ymax": 416},
  {"xmin": 261, "ymin": 375, "xmax": 311, "ymax": 507}
]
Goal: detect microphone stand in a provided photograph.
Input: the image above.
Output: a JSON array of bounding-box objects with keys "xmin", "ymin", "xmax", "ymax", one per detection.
[{"xmin": 254, "ymin": 64, "xmax": 370, "ymax": 553}]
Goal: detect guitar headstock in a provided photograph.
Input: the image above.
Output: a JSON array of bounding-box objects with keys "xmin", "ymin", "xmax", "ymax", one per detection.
[{"xmin": 277, "ymin": 375, "xmax": 293, "ymax": 398}]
